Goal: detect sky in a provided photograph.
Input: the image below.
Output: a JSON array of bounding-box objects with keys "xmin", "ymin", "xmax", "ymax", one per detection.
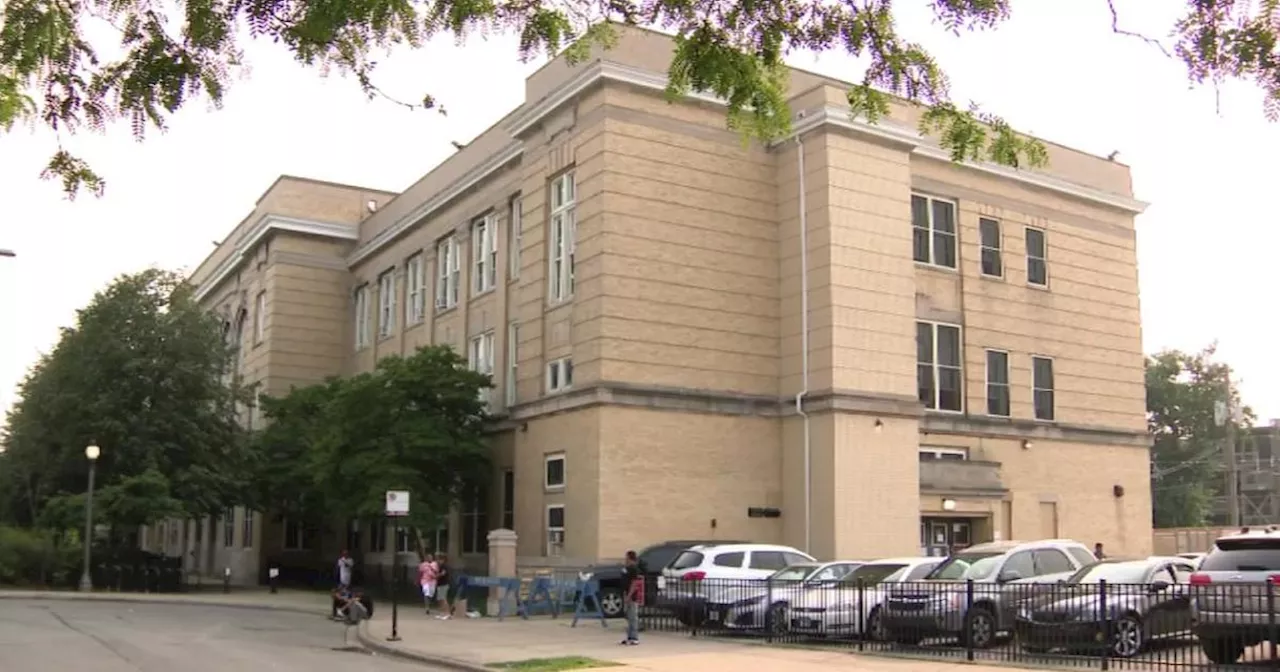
[{"xmin": 1, "ymin": 3, "xmax": 1276, "ymax": 424}]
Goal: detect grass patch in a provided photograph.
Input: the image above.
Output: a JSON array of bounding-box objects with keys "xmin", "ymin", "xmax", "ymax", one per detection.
[{"xmin": 487, "ymin": 656, "xmax": 621, "ymax": 672}]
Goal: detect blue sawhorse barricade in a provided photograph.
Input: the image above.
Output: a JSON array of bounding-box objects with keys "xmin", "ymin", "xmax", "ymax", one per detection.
[
  {"xmin": 520, "ymin": 576, "xmax": 607, "ymax": 628},
  {"xmin": 469, "ymin": 575, "xmax": 608, "ymax": 627}
]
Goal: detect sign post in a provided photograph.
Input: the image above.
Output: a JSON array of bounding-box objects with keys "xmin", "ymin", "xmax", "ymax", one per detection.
[{"xmin": 385, "ymin": 490, "xmax": 410, "ymax": 642}]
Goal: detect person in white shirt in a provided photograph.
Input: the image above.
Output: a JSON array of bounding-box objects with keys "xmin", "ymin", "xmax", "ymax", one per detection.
[{"xmin": 337, "ymin": 549, "xmax": 355, "ymax": 589}]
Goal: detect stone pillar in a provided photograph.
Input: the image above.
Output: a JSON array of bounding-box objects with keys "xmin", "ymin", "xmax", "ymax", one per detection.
[{"xmin": 487, "ymin": 529, "xmax": 517, "ymax": 616}]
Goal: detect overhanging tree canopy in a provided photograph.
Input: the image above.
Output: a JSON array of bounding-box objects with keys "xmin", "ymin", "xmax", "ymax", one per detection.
[{"xmin": 1, "ymin": 1, "xmax": 1277, "ymax": 197}]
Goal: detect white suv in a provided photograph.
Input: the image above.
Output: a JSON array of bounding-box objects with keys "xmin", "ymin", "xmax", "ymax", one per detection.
[{"xmin": 657, "ymin": 543, "xmax": 814, "ymax": 616}]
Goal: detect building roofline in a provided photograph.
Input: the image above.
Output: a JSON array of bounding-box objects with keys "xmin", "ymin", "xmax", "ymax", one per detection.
[{"xmin": 192, "ymin": 214, "xmax": 359, "ymax": 303}]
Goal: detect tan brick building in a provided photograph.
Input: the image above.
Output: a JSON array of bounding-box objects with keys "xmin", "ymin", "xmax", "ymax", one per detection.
[{"xmin": 158, "ymin": 26, "xmax": 1152, "ymax": 583}]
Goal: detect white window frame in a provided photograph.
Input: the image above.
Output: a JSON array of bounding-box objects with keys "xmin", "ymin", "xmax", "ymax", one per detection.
[
  {"xmin": 1032, "ymin": 355, "xmax": 1056, "ymax": 421},
  {"xmin": 377, "ymin": 269, "xmax": 396, "ymax": 337},
  {"xmin": 508, "ymin": 195, "xmax": 523, "ymax": 281},
  {"xmin": 546, "ymin": 504, "xmax": 565, "ymax": 557},
  {"xmin": 1025, "ymin": 227, "xmax": 1049, "ymax": 288},
  {"xmin": 222, "ymin": 509, "xmax": 235, "ymax": 548},
  {"xmin": 546, "ymin": 356, "xmax": 573, "ymax": 393},
  {"xmin": 436, "ymin": 236, "xmax": 460, "ymax": 311},
  {"xmin": 472, "ymin": 214, "xmax": 497, "ymax": 295},
  {"xmin": 369, "ymin": 519, "xmax": 387, "ymax": 553},
  {"xmin": 405, "ymin": 254, "xmax": 424, "ymax": 324},
  {"xmin": 544, "ymin": 452, "xmax": 566, "ymax": 491},
  {"xmin": 253, "ymin": 291, "xmax": 266, "ymax": 343},
  {"xmin": 911, "ymin": 193, "xmax": 958, "ymax": 270},
  {"xmin": 979, "ymin": 217, "xmax": 1003, "ymax": 278},
  {"xmin": 241, "ymin": 510, "xmax": 254, "ymax": 549},
  {"xmin": 919, "ymin": 447, "xmax": 968, "ymax": 460},
  {"xmin": 984, "ymin": 348, "xmax": 1011, "ymax": 417},
  {"xmin": 917, "ymin": 321, "xmax": 963, "ymax": 413},
  {"xmin": 395, "ymin": 526, "xmax": 412, "ymax": 553},
  {"xmin": 353, "ymin": 285, "xmax": 371, "ymax": 350},
  {"xmin": 505, "ymin": 322, "xmax": 519, "ymax": 407},
  {"xmin": 548, "ymin": 172, "xmax": 576, "ymax": 303},
  {"xmin": 461, "ymin": 490, "xmax": 488, "ymax": 555},
  {"xmin": 470, "ymin": 331, "xmax": 495, "ymax": 404}
]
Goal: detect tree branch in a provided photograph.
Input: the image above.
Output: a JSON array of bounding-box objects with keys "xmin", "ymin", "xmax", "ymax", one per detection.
[{"xmin": 1106, "ymin": 0, "xmax": 1172, "ymax": 58}]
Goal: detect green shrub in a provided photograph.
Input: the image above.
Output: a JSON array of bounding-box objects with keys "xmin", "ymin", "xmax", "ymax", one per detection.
[{"xmin": 0, "ymin": 526, "xmax": 58, "ymax": 585}]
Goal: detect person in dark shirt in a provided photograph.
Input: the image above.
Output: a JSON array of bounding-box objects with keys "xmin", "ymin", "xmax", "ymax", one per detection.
[
  {"xmin": 1094, "ymin": 542, "xmax": 1106, "ymax": 560},
  {"xmin": 433, "ymin": 554, "xmax": 452, "ymax": 619},
  {"xmin": 620, "ymin": 550, "xmax": 641, "ymax": 645}
]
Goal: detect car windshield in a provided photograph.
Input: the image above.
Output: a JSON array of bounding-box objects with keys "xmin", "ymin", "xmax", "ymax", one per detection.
[
  {"xmin": 770, "ymin": 564, "xmax": 819, "ymax": 582},
  {"xmin": 1067, "ymin": 561, "xmax": 1150, "ymax": 584},
  {"xmin": 925, "ymin": 552, "xmax": 1004, "ymax": 581},
  {"xmin": 842, "ymin": 563, "xmax": 907, "ymax": 586}
]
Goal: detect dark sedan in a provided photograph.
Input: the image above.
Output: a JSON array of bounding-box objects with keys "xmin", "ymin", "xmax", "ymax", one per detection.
[{"xmin": 1013, "ymin": 557, "xmax": 1196, "ymax": 658}]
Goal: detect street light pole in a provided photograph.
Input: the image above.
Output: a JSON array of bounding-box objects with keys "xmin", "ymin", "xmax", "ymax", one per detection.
[{"xmin": 79, "ymin": 444, "xmax": 101, "ymax": 592}]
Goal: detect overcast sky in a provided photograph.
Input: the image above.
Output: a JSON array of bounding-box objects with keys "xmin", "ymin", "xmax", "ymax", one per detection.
[{"xmin": 1, "ymin": 3, "xmax": 1275, "ymax": 424}]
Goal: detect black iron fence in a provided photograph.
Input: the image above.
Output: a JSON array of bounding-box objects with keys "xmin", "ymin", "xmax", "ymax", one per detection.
[{"xmin": 634, "ymin": 578, "xmax": 1280, "ymax": 670}]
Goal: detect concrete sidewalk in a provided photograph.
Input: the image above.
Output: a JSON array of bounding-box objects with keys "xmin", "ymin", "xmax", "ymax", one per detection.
[
  {"xmin": 0, "ymin": 587, "xmax": 332, "ymax": 614},
  {"xmin": 359, "ymin": 612, "xmax": 1017, "ymax": 672}
]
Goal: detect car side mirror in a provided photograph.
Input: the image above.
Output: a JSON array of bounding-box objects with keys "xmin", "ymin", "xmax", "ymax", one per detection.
[
  {"xmin": 1148, "ymin": 580, "xmax": 1170, "ymax": 594},
  {"xmin": 998, "ymin": 570, "xmax": 1023, "ymax": 584}
]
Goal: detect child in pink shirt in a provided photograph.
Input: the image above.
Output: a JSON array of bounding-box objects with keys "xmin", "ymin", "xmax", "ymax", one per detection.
[{"xmin": 418, "ymin": 553, "xmax": 439, "ymax": 614}]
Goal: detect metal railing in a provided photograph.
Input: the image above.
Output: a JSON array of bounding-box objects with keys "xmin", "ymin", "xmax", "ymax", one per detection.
[{"xmin": 635, "ymin": 577, "xmax": 1280, "ymax": 670}]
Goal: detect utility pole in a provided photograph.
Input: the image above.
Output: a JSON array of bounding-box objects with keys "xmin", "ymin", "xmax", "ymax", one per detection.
[{"xmin": 1222, "ymin": 377, "xmax": 1241, "ymax": 527}]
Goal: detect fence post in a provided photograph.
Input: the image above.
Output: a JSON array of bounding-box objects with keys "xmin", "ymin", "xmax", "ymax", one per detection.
[
  {"xmin": 690, "ymin": 578, "xmax": 699, "ymax": 638},
  {"xmin": 1099, "ymin": 580, "xmax": 1110, "ymax": 672},
  {"xmin": 856, "ymin": 579, "xmax": 865, "ymax": 652},
  {"xmin": 1268, "ymin": 578, "xmax": 1277, "ymax": 664},
  {"xmin": 965, "ymin": 580, "xmax": 975, "ymax": 662}
]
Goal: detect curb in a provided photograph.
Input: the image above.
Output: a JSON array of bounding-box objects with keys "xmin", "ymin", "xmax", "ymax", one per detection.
[
  {"xmin": 0, "ymin": 591, "xmax": 321, "ymax": 616},
  {"xmin": 357, "ymin": 619, "xmax": 492, "ymax": 672}
]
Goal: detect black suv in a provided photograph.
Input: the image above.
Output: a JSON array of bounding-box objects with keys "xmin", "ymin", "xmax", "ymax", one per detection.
[{"xmin": 583, "ymin": 540, "xmax": 745, "ymax": 618}]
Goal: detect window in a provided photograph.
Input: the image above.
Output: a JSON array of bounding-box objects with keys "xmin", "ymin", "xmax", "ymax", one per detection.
[
  {"xmin": 1026, "ymin": 227, "xmax": 1048, "ymax": 287},
  {"xmin": 916, "ymin": 321, "xmax": 962, "ymax": 412},
  {"xmin": 469, "ymin": 330, "xmax": 495, "ymax": 376},
  {"xmin": 911, "ymin": 194, "xmax": 957, "ymax": 269},
  {"xmin": 427, "ymin": 525, "xmax": 449, "ymax": 554},
  {"xmin": 461, "ymin": 487, "xmax": 488, "ymax": 554},
  {"xmin": 502, "ymin": 469, "xmax": 515, "ymax": 530},
  {"xmin": 985, "ymin": 349, "xmax": 1010, "ymax": 417},
  {"xmin": 222, "ymin": 509, "xmax": 234, "ymax": 547},
  {"xmin": 253, "ymin": 291, "xmax": 266, "ymax": 343},
  {"xmin": 508, "ymin": 195, "xmax": 523, "ymax": 281},
  {"xmin": 906, "ymin": 562, "xmax": 938, "ymax": 581},
  {"xmin": 1033, "ymin": 356, "xmax": 1055, "ymax": 421},
  {"xmin": 546, "ymin": 357, "xmax": 573, "ymax": 393},
  {"xmin": 548, "ymin": 172, "xmax": 576, "ymax": 302},
  {"xmin": 347, "ymin": 519, "xmax": 361, "ymax": 553},
  {"xmin": 377, "ymin": 269, "xmax": 396, "ymax": 337},
  {"xmin": 353, "ymin": 285, "xmax": 371, "ymax": 349},
  {"xmin": 1067, "ymin": 547, "xmax": 1098, "ymax": 567},
  {"xmin": 1002, "ymin": 551, "xmax": 1035, "ymax": 579},
  {"xmin": 749, "ymin": 551, "xmax": 789, "ymax": 571},
  {"xmin": 436, "ymin": 236, "xmax": 460, "ymax": 310},
  {"xmin": 369, "ymin": 519, "xmax": 387, "ymax": 553},
  {"xmin": 544, "ymin": 453, "xmax": 565, "ymax": 490},
  {"xmin": 1033, "ymin": 549, "xmax": 1074, "ymax": 575},
  {"xmin": 919, "ymin": 447, "xmax": 968, "ymax": 461},
  {"xmin": 979, "ymin": 218, "xmax": 1002, "ymax": 278},
  {"xmin": 405, "ymin": 254, "xmax": 425, "ymax": 324},
  {"xmin": 712, "ymin": 552, "xmax": 745, "ymax": 568},
  {"xmin": 395, "ymin": 527, "xmax": 412, "ymax": 553},
  {"xmin": 505, "ymin": 322, "xmax": 519, "ymax": 407},
  {"xmin": 546, "ymin": 505, "xmax": 565, "ymax": 556},
  {"xmin": 472, "ymin": 214, "xmax": 497, "ymax": 295},
  {"xmin": 242, "ymin": 510, "xmax": 254, "ymax": 549},
  {"xmin": 284, "ymin": 519, "xmax": 304, "ymax": 550}
]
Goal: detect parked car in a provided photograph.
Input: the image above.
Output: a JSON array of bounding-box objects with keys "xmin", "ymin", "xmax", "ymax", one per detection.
[
  {"xmin": 1189, "ymin": 528, "xmax": 1280, "ymax": 663},
  {"xmin": 657, "ymin": 543, "xmax": 815, "ymax": 624},
  {"xmin": 1013, "ymin": 556, "xmax": 1195, "ymax": 657},
  {"xmin": 881, "ymin": 539, "xmax": 1097, "ymax": 649},
  {"xmin": 580, "ymin": 539, "xmax": 744, "ymax": 618},
  {"xmin": 702, "ymin": 561, "xmax": 863, "ymax": 633},
  {"xmin": 790, "ymin": 557, "xmax": 942, "ymax": 640}
]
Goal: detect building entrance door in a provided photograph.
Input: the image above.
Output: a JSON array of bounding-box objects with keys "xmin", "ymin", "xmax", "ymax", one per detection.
[{"xmin": 920, "ymin": 517, "xmax": 974, "ymax": 557}]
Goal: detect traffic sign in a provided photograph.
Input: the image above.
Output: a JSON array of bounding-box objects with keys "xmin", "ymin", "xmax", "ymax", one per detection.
[{"xmin": 385, "ymin": 490, "xmax": 410, "ymax": 516}]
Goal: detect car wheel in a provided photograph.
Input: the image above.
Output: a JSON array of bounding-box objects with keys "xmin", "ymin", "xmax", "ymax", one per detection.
[
  {"xmin": 963, "ymin": 608, "xmax": 997, "ymax": 649},
  {"xmin": 766, "ymin": 602, "xmax": 789, "ymax": 636},
  {"xmin": 866, "ymin": 607, "xmax": 888, "ymax": 642},
  {"xmin": 598, "ymin": 588, "xmax": 624, "ymax": 618},
  {"xmin": 1110, "ymin": 614, "xmax": 1145, "ymax": 658},
  {"xmin": 1200, "ymin": 637, "xmax": 1246, "ymax": 664}
]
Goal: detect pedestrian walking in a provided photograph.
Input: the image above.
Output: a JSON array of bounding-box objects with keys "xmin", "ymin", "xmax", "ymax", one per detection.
[
  {"xmin": 336, "ymin": 549, "xmax": 354, "ymax": 589},
  {"xmin": 620, "ymin": 550, "xmax": 641, "ymax": 646},
  {"xmin": 433, "ymin": 553, "xmax": 452, "ymax": 619},
  {"xmin": 418, "ymin": 552, "xmax": 438, "ymax": 615}
]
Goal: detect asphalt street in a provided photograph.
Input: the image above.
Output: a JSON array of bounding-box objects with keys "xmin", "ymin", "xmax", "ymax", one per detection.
[{"xmin": 0, "ymin": 599, "xmax": 429, "ymax": 671}]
